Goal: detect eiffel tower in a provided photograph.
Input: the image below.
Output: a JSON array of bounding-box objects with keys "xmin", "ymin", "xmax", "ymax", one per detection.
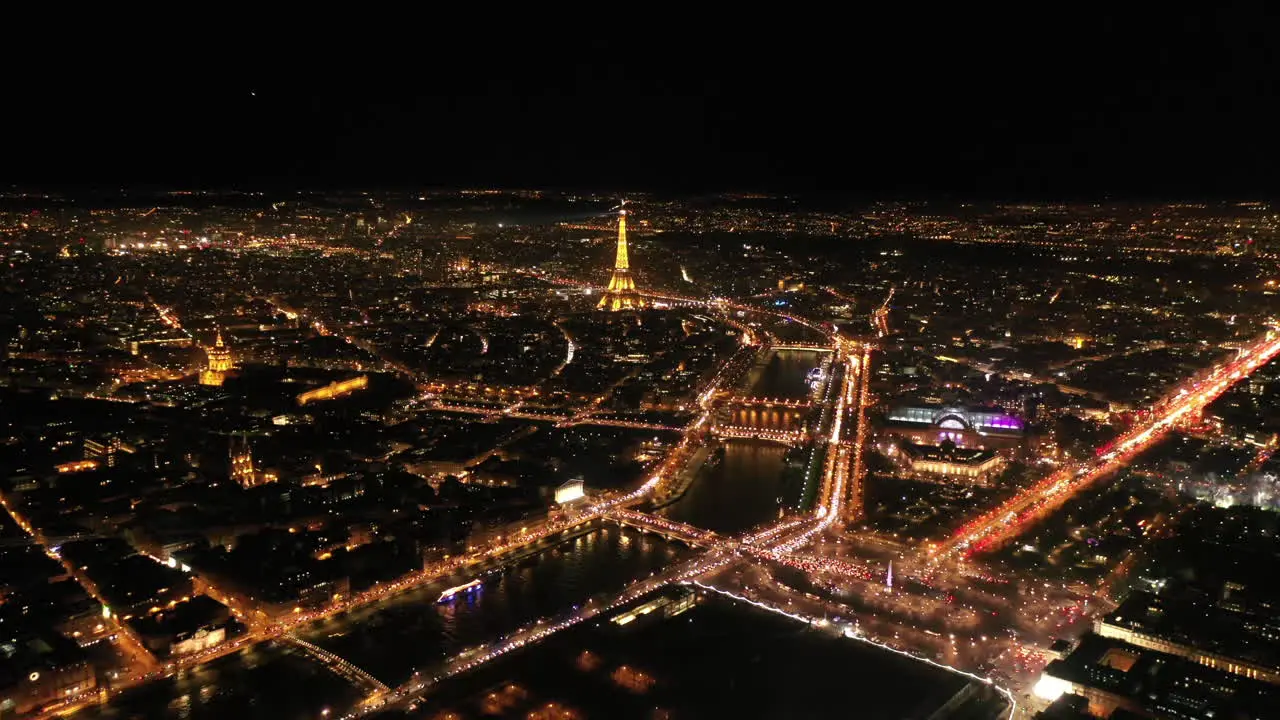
[{"xmin": 597, "ymin": 203, "xmax": 646, "ymax": 311}]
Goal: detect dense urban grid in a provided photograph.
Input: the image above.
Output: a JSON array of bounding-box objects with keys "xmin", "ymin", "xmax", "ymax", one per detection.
[{"xmin": 1, "ymin": 189, "xmax": 1279, "ymax": 719}]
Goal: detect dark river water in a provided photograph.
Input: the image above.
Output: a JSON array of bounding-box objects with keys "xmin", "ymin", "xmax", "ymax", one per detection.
[
  {"xmin": 656, "ymin": 349, "xmax": 823, "ymax": 533},
  {"xmin": 370, "ymin": 594, "xmax": 986, "ymax": 720},
  {"xmin": 747, "ymin": 349, "xmax": 825, "ymax": 400},
  {"xmin": 659, "ymin": 440, "xmax": 790, "ymax": 534},
  {"xmin": 81, "ymin": 527, "xmax": 690, "ymax": 720},
  {"xmin": 301, "ymin": 527, "xmax": 688, "ymax": 686}
]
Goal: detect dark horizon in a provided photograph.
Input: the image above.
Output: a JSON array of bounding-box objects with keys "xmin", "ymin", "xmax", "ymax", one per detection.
[
  {"xmin": 5, "ymin": 183, "xmax": 1280, "ymax": 207},
  {"xmin": 5, "ymin": 12, "xmax": 1279, "ymax": 199}
]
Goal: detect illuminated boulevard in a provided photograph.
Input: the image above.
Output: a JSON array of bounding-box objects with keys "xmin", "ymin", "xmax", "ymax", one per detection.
[{"xmin": 933, "ymin": 329, "xmax": 1280, "ymax": 560}]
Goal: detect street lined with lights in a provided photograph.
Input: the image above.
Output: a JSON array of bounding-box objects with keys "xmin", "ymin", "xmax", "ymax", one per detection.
[{"xmin": 935, "ymin": 330, "xmax": 1280, "ymax": 560}]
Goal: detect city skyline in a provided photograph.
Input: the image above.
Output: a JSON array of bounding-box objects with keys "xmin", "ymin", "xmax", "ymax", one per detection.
[{"xmin": 3, "ymin": 12, "xmax": 1280, "ymax": 720}]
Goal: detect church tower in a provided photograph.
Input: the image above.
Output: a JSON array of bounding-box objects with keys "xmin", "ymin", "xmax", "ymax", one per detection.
[{"xmin": 229, "ymin": 435, "xmax": 257, "ymax": 488}]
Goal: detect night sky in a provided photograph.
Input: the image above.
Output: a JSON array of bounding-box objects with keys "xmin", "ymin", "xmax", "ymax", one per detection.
[{"xmin": 6, "ymin": 11, "xmax": 1279, "ymax": 197}]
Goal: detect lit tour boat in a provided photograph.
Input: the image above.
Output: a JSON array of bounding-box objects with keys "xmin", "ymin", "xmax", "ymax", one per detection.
[{"xmin": 437, "ymin": 579, "xmax": 482, "ymax": 603}]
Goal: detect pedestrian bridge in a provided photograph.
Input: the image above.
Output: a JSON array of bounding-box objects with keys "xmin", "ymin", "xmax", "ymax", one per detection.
[{"xmin": 284, "ymin": 634, "xmax": 389, "ymax": 699}]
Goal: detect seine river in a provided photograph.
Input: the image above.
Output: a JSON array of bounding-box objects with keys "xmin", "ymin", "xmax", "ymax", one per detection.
[
  {"xmin": 748, "ymin": 348, "xmax": 825, "ymax": 399},
  {"xmin": 658, "ymin": 350, "xmax": 826, "ymax": 532},
  {"xmin": 370, "ymin": 594, "xmax": 984, "ymax": 720},
  {"xmin": 660, "ymin": 440, "xmax": 791, "ymax": 533},
  {"xmin": 81, "ymin": 527, "xmax": 690, "ymax": 720}
]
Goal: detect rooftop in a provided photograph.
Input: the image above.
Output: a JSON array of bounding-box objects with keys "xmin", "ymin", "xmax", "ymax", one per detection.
[
  {"xmin": 1043, "ymin": 633, "xmax": 1279, "ymax": 718},
  {"xmin": 1102, "ymin": 590, "xmax": 1280, "ymax": 671},
  {"xmin": 901, "ymin": 441, "xmax": 999, "ymax": 466},
  {"xmin": 0, "ymin": 630, "xmax": 89, "ymax": 689}
]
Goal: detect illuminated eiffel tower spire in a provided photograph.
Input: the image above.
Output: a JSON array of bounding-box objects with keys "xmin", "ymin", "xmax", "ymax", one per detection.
[
  {"xmin": 598, "ymin": 202, "xmax": 646, "ymax": 311},
  {"xmin": 613, "ymin": 207, "xmax": 630, "ymax": 271}
]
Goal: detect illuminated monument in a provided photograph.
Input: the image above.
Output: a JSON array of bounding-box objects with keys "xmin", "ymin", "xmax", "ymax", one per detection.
[
  {"xmin": 883, "ymin": 402, "xmax": 1025, "ymax": 450},
  {"xmin": 229, "ymin": 434, "xmax": 275, "ymax": 488},
  {"xmin": 598, "ymin": 204, "xmax": 646, "ymax": 311},
  {"xmin": 199, "ymin": 330, "xmax": 234, "ymax": 386},
  {"xmin": 229, "ymin": 435, "xmax": 256, "ymax": 488}
]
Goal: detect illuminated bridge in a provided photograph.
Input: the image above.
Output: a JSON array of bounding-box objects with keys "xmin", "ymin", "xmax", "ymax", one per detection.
[
  {"xmin": 284, "ymin": 635, "xmax": 389, "ymax": 697},
  {"xmin": 434, "ymin": 402, "xmax": 686, "ymax": 432},
  {"xmin": 772, "ymin": 343, "xmax": 834, "ymax": 352},
  {"xmin": 720, "ymin": 404, "xmax": 808, "ymax": 434},
  {"xmin": 726, "ymin": 396, "xmax": 813, "ymax": 408},
  {"xmin": 711, "ymin": 424, "xmax": 806, "ymax": 445},
  {"xmin": 432, "ymin": 401, "xmax": 568, "ymax": 422},
  {"xmin": 563, "ymin": 416, "xmax": 688, "ymax": 432},
  {"xmin": 606, "ymin": 509, "xmax": 724, "ymax": 547}
]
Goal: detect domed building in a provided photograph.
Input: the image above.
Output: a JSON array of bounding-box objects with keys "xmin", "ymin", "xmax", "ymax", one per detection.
[{"xmin": 199, "ymin": 331, "xmax": 234, "ymax": 386}]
